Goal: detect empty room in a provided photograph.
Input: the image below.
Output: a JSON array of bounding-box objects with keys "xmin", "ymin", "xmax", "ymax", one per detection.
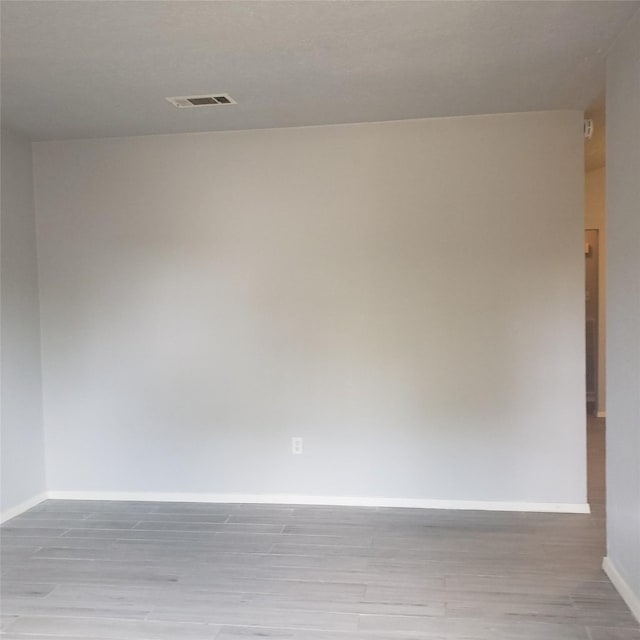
[{"xmin": 1, "ymin": 1, "xmax": 639, "ymax": 638}]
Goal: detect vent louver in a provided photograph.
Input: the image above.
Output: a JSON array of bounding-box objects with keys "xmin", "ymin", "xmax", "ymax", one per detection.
[{"xmin": 166, "ymin": 94, "xmax": 236, "ymax": 108}]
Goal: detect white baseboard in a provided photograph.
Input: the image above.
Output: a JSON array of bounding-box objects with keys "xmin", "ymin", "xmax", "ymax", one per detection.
[
  {"xmin": 603, "ymin": 556, "xmax": 640, "ymax": 623},
  {"xmin": 0, "ymin": 492, "xmax": 48, "ymax": 524},
  {"xmin": 45, "ymin": 491, "xmax": 590, "ymax": 514},
  {"xmin": 597, "ymin": 411, "xmax": 607, "ymax": 418}
]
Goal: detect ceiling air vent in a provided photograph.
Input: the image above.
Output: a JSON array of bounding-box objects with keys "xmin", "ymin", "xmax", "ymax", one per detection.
[{"xmin": 166, "ymin": 94, "xmax": 237, "ymax": 108}]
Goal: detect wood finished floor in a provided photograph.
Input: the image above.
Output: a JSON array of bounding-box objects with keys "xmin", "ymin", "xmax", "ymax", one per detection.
[{"xmin": 1, "ymin": 418, "xmax": 639, "ymax": 639}]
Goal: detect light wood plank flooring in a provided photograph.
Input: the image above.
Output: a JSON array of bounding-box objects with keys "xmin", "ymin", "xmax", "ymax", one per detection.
[{"xmin": 2, "ymin": 417, "xmax": 639, "ymax": 639}]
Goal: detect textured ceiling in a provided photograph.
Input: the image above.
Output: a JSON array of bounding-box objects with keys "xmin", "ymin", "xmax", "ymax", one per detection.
[{"xmin": 1, "ymin": 1, "xmax": 638, "ymax": 141}]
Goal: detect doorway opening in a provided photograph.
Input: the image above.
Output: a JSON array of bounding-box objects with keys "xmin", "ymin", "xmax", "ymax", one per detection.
[
  {"xmin": 584, "ymin": 94, "xmax": 606, "ymax": 515},
  {"xmin": 585, "ymin": 229, "xmax": 599, "ymax": 417}
]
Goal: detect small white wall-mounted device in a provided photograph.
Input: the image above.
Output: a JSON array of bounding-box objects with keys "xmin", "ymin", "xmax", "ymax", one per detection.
[{"xmin": 584, "ymin": 119, "xmax": 594, "ymax": 140}]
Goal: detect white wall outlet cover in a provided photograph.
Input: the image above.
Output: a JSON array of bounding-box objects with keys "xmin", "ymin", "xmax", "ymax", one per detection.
[{"xmin": 291, "ymin": 437, "xmax": 303, "ymax": 454}]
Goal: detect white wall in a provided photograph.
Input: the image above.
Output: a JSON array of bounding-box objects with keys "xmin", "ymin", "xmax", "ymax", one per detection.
[
  {"xmin": 33, "ymin": 111, "xmax": 587, "ymax": 509},
  {"xmin": 604, "ymin": 9, "xmax": 640, "ymax": 619},
  {"xmin": 1, "ymin": 127, "xmax": 46, "ymax": 519},
  {"xmin": 585, "ymin": 166, "xmax": 606, "ymax": 416}
]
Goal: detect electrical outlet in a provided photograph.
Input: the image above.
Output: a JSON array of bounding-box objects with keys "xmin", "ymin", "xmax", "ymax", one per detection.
[{"xmin": 291, "ymin": 437, "xmax": 303, "ymax": 455}]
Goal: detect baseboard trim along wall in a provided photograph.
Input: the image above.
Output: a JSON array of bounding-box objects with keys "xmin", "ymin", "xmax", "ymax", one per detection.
[
  {"xmin": 603, "ymin": 557, "xmax": 640, "ymax": 623},
  {"xmin": 0, "ymin": 492, "xmax": 48, "ymax": 524},
  {"xmin": 45, "ymin": 491, "xmax": 591, "ymax": 514},
  {"xmin": 0, "ymin": 491, "xmax": 590, "ymax": 522}
]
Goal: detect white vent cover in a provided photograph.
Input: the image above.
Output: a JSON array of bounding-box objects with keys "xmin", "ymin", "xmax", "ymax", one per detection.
[{"xmin": 166, "ymin": 94, "xmax": 236, "ymax": 108}]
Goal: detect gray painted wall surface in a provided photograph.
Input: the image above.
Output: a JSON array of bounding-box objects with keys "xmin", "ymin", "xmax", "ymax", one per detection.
[
  {"xmin": 33, "ymin": 111, "xmax": 586, "ymax": 506},
  {"xmin": 1, "ymin": 127, "xmax": 46, "ymax": 514},
  {"xmin": 605, "ymin": 9, "xmax": 640, "ymax": 603}
]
